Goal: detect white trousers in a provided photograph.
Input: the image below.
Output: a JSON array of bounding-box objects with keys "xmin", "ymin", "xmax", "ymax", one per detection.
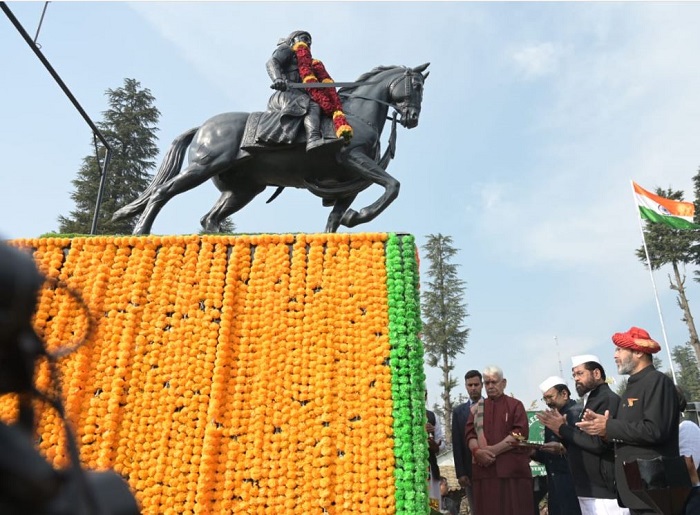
[
  {"xmin": 428, "ymin": 477, "xmax": 442, "ymax": 512},
  {"xmin": 578, "ymin": 497, "xmax": 631, "ymax": 515}
]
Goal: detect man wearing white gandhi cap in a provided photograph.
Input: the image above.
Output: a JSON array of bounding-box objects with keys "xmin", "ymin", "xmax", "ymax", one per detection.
[
  {"xmin": 571, "ymin": 355, "xmax": 600, "ymax": 406},
  {"xmin": 532, "ymin": 376, "xmax": 582, "ymax": 515},
  {"xmin": 537, "ymin": 355, "xmax": 628, "ymax": 515}
]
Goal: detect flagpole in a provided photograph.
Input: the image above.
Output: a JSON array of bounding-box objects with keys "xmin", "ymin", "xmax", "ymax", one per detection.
[{"xmin": 631, "ymin": 180, "xmax": 677, "ymax": 384}]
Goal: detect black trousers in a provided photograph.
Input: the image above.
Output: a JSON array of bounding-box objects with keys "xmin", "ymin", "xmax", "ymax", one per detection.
[{"xmin": 546, "ymin": 471, "xmax": 581, "ymax": 515}]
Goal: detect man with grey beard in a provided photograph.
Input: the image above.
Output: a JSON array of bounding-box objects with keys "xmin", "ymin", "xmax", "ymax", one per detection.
[{"xmin": 576, "ymin": 327, "xmax": 679, "ymax": 515}]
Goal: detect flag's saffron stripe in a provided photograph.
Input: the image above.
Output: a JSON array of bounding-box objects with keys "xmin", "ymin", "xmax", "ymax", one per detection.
[
  {"xmin": 633, "ymin": 181, "xmax": 700, "ymax": 229},
  {"xmin": 633, "ymin": 181, "xmax": 695, "ymax": 219}
]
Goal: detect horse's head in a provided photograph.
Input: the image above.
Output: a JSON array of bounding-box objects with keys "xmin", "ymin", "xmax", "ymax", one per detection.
[{"xmin": 387, "ymin": 63, "xmax": 429, "ymax": 129}]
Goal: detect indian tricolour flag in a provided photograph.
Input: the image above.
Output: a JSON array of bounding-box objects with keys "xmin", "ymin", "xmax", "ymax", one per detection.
[{"xmin": 633, "ymin": 181, "xmax": 700, "ymax": 230}]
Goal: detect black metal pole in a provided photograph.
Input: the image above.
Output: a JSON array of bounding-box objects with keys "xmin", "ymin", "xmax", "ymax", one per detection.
[
  {"xmin": 2, "ymin": 1, "xmax": 112, "ymax": 235},
  {"xmin": 91, "ymin": 150, "xmax": 111, "ymax": 234}
]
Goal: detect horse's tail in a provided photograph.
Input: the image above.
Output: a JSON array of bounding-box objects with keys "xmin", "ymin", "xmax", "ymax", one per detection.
[{"xmin": 112, "ymin": 127, "xmax": 198, "ymax": 221}]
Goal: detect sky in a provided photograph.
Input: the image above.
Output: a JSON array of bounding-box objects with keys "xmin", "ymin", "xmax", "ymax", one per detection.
[{"xmin": 3, "ymin": 1, "xmax": 700, "ymax": 415}]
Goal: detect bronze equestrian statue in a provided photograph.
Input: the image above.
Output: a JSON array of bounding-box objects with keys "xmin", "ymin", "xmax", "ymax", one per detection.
[{"xmin": 113, "ymin": 30, "xmax": 429, "ymax": 234}]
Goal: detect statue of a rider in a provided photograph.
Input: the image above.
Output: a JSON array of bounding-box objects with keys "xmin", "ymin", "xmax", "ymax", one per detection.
[{"xmin": 260, "ymin": 30, "xmax": 353, "ymax": 152}]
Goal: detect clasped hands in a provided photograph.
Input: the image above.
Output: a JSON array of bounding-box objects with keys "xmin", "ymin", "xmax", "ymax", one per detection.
[
  {"xmin": 474, "ymin": 447, "xmax": 496, "ymax": 467},
  {"xmin": 426, "ymin": 422, "xmax": 441, "ymax": 453},
  {"xmin": 539, "ymin": 441, "xmax": 565, "ymax": 455},
  {"xmin": 536, "ymin": 409, "xmax": 566, "ymax": 437},
  {"xmin": 575, "ymin": 409, "xmax": 610, "ymax": 438}
]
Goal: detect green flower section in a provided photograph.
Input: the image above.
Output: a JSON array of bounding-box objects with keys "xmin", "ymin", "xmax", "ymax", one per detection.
[{"xmin": 385, "ymin": 233, "xmax": 428, "ymax": 515}]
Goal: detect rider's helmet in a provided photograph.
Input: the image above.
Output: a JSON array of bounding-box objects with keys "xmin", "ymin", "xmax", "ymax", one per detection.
[{"xmin": 285, "ymin": 30, "xmax": 312, "ymax": 47}]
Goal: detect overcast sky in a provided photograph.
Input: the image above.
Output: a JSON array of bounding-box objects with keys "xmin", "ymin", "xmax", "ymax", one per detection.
[{"xmin": 3, "ymin": 1, "xmax": 700, "ymax": 411}]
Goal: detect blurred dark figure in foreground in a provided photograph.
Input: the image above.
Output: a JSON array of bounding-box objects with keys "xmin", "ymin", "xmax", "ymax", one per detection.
[{"xmin": 0, "ymin": 241, "xmax": 140, "ymax": 515}]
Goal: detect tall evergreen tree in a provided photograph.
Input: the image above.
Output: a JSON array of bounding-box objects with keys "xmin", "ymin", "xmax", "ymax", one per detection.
[
  {"xmin": 58, "ymin": 78, "xmax": 160, "ymax": 234},
  {"xmin": 421, "ymin": 234, "xmax": 469, "ymax": 444},
  {"xmin": 634, "ymin": 187, "xmax": 700, "ymax": 362},
  {"xmin": 673, "ymin": 343, "xmax": 700, "ymax": 400},
  {"xmin": 691, "ymin": 166, "xmax": 700, "ymax": 278}
]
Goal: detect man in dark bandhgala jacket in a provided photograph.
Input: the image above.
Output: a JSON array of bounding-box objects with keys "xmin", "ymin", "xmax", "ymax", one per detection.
[
  {"xmin": 533, "ymin": 376, "xmax": 582, "ymax": 515},
  {"xmin": 539, "ymin": 354, "xmax": 629, "ymax": 514},
  {"xmin": 577, "ymin": 327, "xmax": 679, "ymax": 515}
]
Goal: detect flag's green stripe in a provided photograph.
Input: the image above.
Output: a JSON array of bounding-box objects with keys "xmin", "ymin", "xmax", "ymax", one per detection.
[
  {"xmin": 639, "ymin": 206, "xmax": 700, "ymax": 230},
  {"xmin": 386, "ymin": 233, "xmax": 429, "ymax": 515}
]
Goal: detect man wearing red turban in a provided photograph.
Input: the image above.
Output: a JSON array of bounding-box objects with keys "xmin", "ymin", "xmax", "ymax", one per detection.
[
  {"xmin": 611, "ymin": 326, "xmax": 662, "ymax": 356},
  {"xmin": 576, "ymin": 327, "xmax": 679, "ymax": 514}
]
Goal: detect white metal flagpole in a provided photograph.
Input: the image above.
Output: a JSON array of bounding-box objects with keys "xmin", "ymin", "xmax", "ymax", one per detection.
[{"xmin": 630, "ymin": 180, "xmax": 677, "ymax": 384}]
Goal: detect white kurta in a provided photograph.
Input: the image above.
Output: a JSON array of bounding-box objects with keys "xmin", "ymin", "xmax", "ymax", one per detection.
[{"xmin": 428, "ymin": 414, "xmax": 446, "ymax": 512}]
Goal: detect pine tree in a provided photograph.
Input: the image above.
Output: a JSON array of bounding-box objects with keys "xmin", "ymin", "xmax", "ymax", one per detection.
[
  {"xmin": 58, "ymin": 78, "xmax": 160, "ymax": 234},
  {"xmin": 615, "ymin": 378, "xmax": 628, "ymax": 396},
  {"xmin": 634, "ymin": 187, "xmax": 700, "ymax": 363},
  {"xmin": 421, "ymin": 234, "xmax": 469, "ymax": 445},
  {"xmin": 673, "ymin": 343, "xmax": 700, "ymax": 400}
]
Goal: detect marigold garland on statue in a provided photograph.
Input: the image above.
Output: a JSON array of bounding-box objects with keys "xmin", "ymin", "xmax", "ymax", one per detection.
[{"xmin": 292, "ymin": 41, "xmax": 353, "ymax": 141}]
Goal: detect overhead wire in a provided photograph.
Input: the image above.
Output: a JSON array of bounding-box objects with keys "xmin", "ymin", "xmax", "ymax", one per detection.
[
  {"xmin": 32, "ymin": 1, "xmax": 49, "ymax": 47},
  {"xmin": 2, "ymin": 1, "xmax": 112, "ymax": 234}
]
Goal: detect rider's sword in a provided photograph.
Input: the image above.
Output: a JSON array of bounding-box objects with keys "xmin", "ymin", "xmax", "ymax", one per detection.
[{"xmin": 281, "ymin": 80, "xmax": 380, "ymax": 89}]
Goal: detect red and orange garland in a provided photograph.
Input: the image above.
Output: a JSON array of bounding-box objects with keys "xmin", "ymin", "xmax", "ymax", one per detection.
[{"xmin": 292, "ymin": 41, "xmax": 353, "ymax": 142}]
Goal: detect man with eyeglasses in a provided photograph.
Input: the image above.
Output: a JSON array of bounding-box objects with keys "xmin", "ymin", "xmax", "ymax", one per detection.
[
  {"xmin": 465, "ymin": 366, "xmax": 533, "ymax": 514},
  {"xmin": 539, "ymin": 355, "xmax": 628, "ymax": 515},
  {"xmin": 533, "ymin": 376, "xmax": 582, "ymax": 515}
]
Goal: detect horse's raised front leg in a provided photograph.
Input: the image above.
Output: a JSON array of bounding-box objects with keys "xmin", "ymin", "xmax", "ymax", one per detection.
[
  {"xmin": 338, "ymin": 150, "xmax": 400, "ymax": 228},
  {"xmin": 325, "ymin": 194, "xmax": 357, "ymax": 233}
]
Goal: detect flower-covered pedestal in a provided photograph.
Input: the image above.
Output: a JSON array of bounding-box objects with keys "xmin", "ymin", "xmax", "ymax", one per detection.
[{"xmin": 3, "ymin": 233, "xmax": 428, "ymax": 514}]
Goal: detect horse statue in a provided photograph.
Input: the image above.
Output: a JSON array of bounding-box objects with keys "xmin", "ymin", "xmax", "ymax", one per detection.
[{"xmin": 112, "ymin": 63, "xmax": 429, "ymax": 234}]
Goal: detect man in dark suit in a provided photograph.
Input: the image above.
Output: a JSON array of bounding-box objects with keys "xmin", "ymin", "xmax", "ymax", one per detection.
[
  {"xmin": 539, "ymin": 354, "xmax": 627, "ymax": 514},
  {"xmin": 577, "ymin": 327, "xmax": 679, "ymax": 515},
  {"xmin": 533, "ymin": 376, "xmax": 582, "ymax": 515},
  {"xmin": 451, "ymin": 369, "xmax": 483, "ymax": 514}
]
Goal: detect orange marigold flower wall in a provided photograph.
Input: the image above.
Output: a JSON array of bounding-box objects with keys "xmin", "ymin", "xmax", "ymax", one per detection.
[{"xmin": 2, "ymin": 233, "xmax": 428, "ymax": 514}]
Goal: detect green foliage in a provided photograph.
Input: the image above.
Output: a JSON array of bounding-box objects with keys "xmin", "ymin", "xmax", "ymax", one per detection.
[
  {"xmin": 653, "ymin": 355, "xmax": 664, "ymax": 370},
  {"xmin": 692, "ymin": 167, "xmax": 700, "ymax": 281},
  {"xmin": 420, "ymin": 234, "xmax": 469, "ymax": 441},
  {"xmin": 421, "ymin": 234, "xmax": 469, "ymax": 363},
  {"xmin": 58, "ymin": 78, "xmax": 160, "ymax": 235},
  {"xmin": 615, "ymin": 377, "xmax": 628, "ymax": 396},
  {"xmin": 673, "ymin": 343, "xmax": 700, "ymax": 400}
]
